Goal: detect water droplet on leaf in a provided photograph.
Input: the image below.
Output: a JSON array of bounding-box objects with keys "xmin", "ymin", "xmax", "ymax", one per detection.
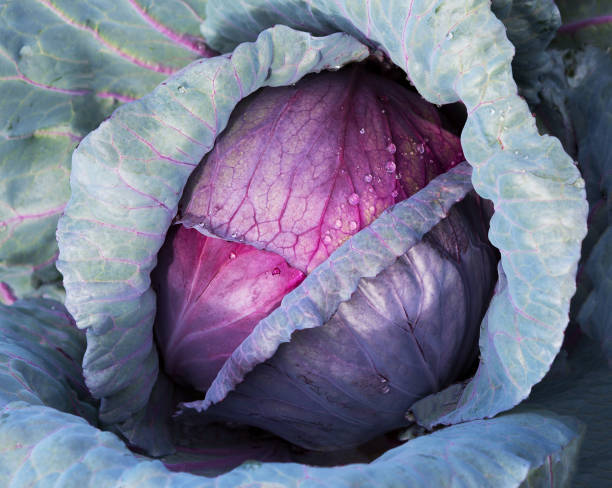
[
  {"xmin": 359, "ymin": 128, "xmax": 365, "ymax": 135},
  {"xmin": 334, "ymin": 219, "xmax": 342, "ymax": 229},
  {"xmin": 271, "ymin": 267, "xmax": 281, "ymax": 276},
  {"xmin": 177, "ymin": 85, "xmax": 186, "ymax": 94},
  {"xmin": 416, "ymin": 143, "xmax": 425, "ymax": 154},
  {"xmin": 379, "ymin": 376, "xmax": 390, "ymax": 394},
  {"xmin": 229, "ymin": 252, "xmax": 236, "ymax": 260},
  {"xmin": 386, "ymin": 143, "xmax": 396, "ymax": 154},
  {"xmin": 323, "ymin": 234, "xmax": 332, "ymax": 244},
  {"xmin": 364, "ymin": 173, "xmax": 373, "ymax": 183},
  {"xmin": 349, "ymin": 221, "xmax": 358, "ymax": 231},
  {"xmin": 348, "ymin": 193, "xmax": 360, "ymax": 205},
  {"xmin": 385, "ymin": 161, "xmax": 396, "ymax": 173}
]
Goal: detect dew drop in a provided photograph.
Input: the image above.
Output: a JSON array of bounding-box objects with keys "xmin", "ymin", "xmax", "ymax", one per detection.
[
  {"xmin": 271, "ymin": 267, "xmax": 281, "ymax": 276},
  {"xmin": 391, "ymin": 190, "xmax": 399, "ymax": 198},
  {"xmin": 446, "ymin": 31, "xmax": 454, "ymax": 40},
  {"xmin": 177, "ymin": 85, "xmax": 186, "ymax": 94},
  {"xmin": 386, "ymin": 143, "xmax": 396, "ymax": 154},
  {"xmin": 231, "ymin": 231, "xmax": 238, "ymax": 239},
  {"xmin": 359, "ymin": 128, "xmax": 365, "ymax": 135},
  {"xmin": 380, "ymin": 109, "xmax": 386, "ymax": 114},
  {"xmin": 379, "ymin": 376, "xmax": 390, "ymax": 394},
  {"xmin": 489, "ymin": 108, "xmax": 496, "ymax": 114},
  {"xmin": 323, "ymin": 234, "xmax": 332, "ymax": 244},
  {"xmin": 242, "ymin": 460, "xmax": 263, "ymax": 470},
  {"xmin": 19, "ymin": 45, "xmax": 33, "ymax": 57},
  {"xmin": 416, "ymin": 143, "xmax": 425, "ymax": 154},
  {"xmin": 334, "ymin": 219, "xmax": 342, "ymax": 229},
  {"xmin": 364, "ymin": 173, "xmax": 373, "ymax": 183},
  {"xmin": 349, "ymin": 221, "xmax": 358, "ymax": 231},
  {"xmin": 368, "ymin": 186, "xmax": 375, "ymax": 193},
  {"xmin": 369, "ymin": 205, "xmax": 375, "ymax": 213},
  {"xmin": 385, "ymin": 161, "xmax": 396, "ymax": 173},
  {"xmin": 229, "ymin": 252, "xmax": 237, "ymax": 260},
  {"xmin": 348, "ymin": 193, "xmax": 360, "ymax": 205}
]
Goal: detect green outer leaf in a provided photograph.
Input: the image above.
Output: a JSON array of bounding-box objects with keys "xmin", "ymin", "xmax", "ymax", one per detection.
[
  {"xmin": 0, "ymin": 299, "xmax": 585, "ymax": 486},
  {"xmin": 578, "ymin": 227, "xmax": 612, "ymax": 365},
  {"xmin": 199, "ymin": 0, "xmax": 588, "ymax": 427},
  {"xmin": 531, "ymin": 44, "xmax": 611, "ymax": 364},
  {"xmin": 567, "ymin": 49, "xmax": 612, "ymax": 365},
  {"xmin": 0, "ymin": 400, "xmax": 584, "ymax": 487},
  {"xmin": 0, "ymin": 0, "xmax": 210, "ymax": 300},
  {"xmin": 0, "ymin": 298, "xmax": 96, "ymax": 423},
  {"xmin": 56, "ymin": 26, "xmax": 370, "ymax": 424},
  {"xmin": 490, "ymin": 0, "xmax": 562, "ymax": 104},
  {"xmin": 194, "ymin": 162, "xmax": 475, "ymax": 409},
  {"xmin": 523, "ymin": 337, "xmax": 612, "ymax": 486}
]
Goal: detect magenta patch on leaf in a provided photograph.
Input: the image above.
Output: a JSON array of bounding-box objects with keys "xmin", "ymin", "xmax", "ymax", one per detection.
[
  {"xmin": 153, "ymin": 225, "xmax": 305, "ymax": 391},
  {"xmin": 179, "ymin": 67, "xmax": 464, "ymax": 273}
]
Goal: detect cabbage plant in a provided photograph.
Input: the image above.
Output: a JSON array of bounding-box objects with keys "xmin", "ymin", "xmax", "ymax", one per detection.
[{"xmin": 0, "ymin": 0, "xmax": 610, "ymax": 486}]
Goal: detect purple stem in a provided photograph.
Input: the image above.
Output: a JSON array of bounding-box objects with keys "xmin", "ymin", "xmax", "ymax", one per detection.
[
  {"xmin": 0, "ymin": 204, "xmax": 66, "ymax": 227},
  {"xmin": 0, "ymin": 283, "xmax": 17, "ymax": 305},
  {"xmin": 36, "ymin": 0, "xmax": 174, "ymax": 74},
  {"xmin": 558, "ymin": 15, "xmax": 612, "ymax": 35},
  {"xmin": 97, "ymin": 91, "xmax": 139, "ymax": 103},
  {"xmin": 126, "ymin": 0, "xmax": 215, "ymax": 57}
]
